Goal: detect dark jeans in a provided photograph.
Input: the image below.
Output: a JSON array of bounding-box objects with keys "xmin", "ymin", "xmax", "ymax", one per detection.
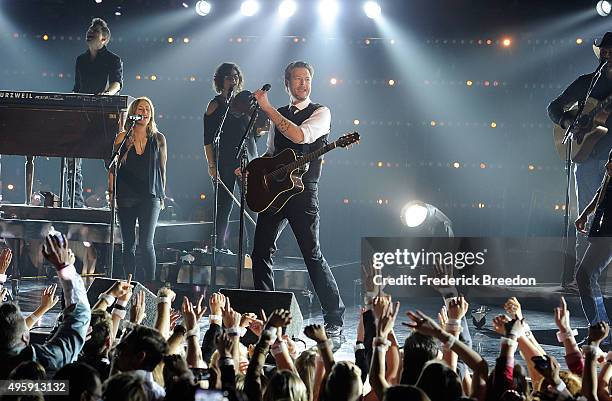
[
  {"xmin": 214, "ymin": 164, "xmax": 256, "ymax": 250},
  {"xmin": 117, "ymin": 197, "xmax": 161, "ymax": 282},
  {"xmin": 251, "ymin": 187, "xmax": 345, "ymax": 327},
  {"xmin": 65, "ymin": 158, "xmax": 84, "ymax": 208},
  {"xmin": 576, "ymin": 237, "xmax": 612, "ymax": 324}
]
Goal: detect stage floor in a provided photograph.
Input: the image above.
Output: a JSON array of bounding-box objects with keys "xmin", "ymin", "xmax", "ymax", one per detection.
[{"xmin": 10, "ymin": 278, "xmax": 590, "ymax": 369}]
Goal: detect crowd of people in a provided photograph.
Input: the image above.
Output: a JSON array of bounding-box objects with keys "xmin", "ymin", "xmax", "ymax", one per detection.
[{"xmin": 2, "ymin": 233, "xmax": 612, "ymax": 401}]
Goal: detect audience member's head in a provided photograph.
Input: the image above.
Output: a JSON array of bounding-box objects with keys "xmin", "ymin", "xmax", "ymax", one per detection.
[
  {"xmin": 295, "ymin": 348, "xmax": 318, "ymax": 401},
  {"xmin": 324, "ymin": 361, "xmax": 363, "ymax": 401},
  {"xmin": 9, "ymin": 361, "xmax": 46, "ymax": 380},
  {"xmin": 416, "ymin": 361, "xmax": 463, "ymax": 401},
  {"xmin": 83, "ymin": 310, "xmax": 113, "ymax": 357},
  {"xmin": 263, "ymin": 370, "xmax": 308, "ymax": 401},
  {"xmin": 0, "ymin": 302, "xmax": 29, "ymax": 353},
  {"xmin": 49, "ymin": 362, "xmax": 101, "ymax": 401},
  {"xmin": 102, "ymin": 371, "xmax": 148, "ymax": 401},
  {"xmin": 162, "ymin": 354, "xmax": 194, "ymax": 389},
  {"xmin": 383, "ymin": 385, "xmax": 431, "ymax": 401},
  {"xmin": 401, "ymin": 333, "xmax": 440, "ymax": 385},
  {"xmin": 114, "ymin": 325, "xmax": 168, "ymax": 372}
]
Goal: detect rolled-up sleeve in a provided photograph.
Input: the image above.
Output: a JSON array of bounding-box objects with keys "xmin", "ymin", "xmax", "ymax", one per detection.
[{"xmin": 300, "ymin": 106, "xmax": 331, "ymax": 144}]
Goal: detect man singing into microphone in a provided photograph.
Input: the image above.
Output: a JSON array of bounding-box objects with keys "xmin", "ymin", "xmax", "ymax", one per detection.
[
  {"xmin": 251, "ymin": 61, "xmax": 345, "ymax": 349},
  {"xmin": 70, "ymin": 17, "xmax": 123, "ymax": 207},
  {"xmin": 548, "ymin": 32, "xmax": 612, "ymax": 293},
  {"xmin": 203, "ymin": 63, "xmax": 262, "ymax": 252}
]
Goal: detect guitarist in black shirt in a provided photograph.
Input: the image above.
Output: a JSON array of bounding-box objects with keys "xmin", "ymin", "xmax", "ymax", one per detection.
[
  {"xmin": 574, "ymin": 150, "xmax": 612, "ymax": 339},
  {"xmin": 251, "ymin": 61, "xmax": 345, "ymax": 349},
  {"xmin": 548, "ymin": 32, "xmax": 612, "ymax": 291}
]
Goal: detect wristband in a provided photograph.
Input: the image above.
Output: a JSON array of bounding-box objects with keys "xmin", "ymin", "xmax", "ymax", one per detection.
[
  {"xmin": 373, "ymin": 336, "xmax": 392, "ymax": 348},
  {"xmin": 316, "ymin": 339, "xmax": 333, "ymax": 350},
  {"xmin": 113, "ymin": 304, "xmax": 127, "ymax": 311},
  {"xmin": 238, "ymin": 327, "xmax": 247, "ymax": 337},
  {"xmin": 209, "ymin": 315, "xmax": 222, "ymax": 325},
  {"xmin": 116, "ymin": 298, "xmax": 129, "ymax": 307},
  {"xmin": 226, "ymin": 327, "xmax": 240, "ymax": 336},
  {"xmin": 112, "ymin": 308, "xmax": 127, "ymax": 319},
  {"xmin": 0, "ymin": 273, "xmax": 6, "ymax": 284},
  {"xmin": 98, "ymin": 293, "xmax": 115, "ymax": 305},
  {"xmin": 157, "ymin": 296, "xmax": 171, "ymax": 304},
  {"xmin": 375, "ymin": 345, "xmax": 388, "ymax": 353},
  {"xmin": 555, "ymin": 380, "xmax": 567, "ymax": 393},
  {"xmin": 354, "ymin": 343, "xmax": 366, "ymax": 352},
  {"xmin": 186, "ymin": 327, "xmax": 200, "ymax": 339},
  {"xmin": 501, "ymin": 336, "xmax": 518, "ymax": 348},
  {"xmin": 509, "ymin": 326, "xmax": 525, "ymax": 339},
  {"xmin": 556, "ymin": 329, "xmax": 578, "ymax": 343}
]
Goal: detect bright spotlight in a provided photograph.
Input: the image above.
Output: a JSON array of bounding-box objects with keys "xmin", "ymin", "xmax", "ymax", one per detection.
[
  {"xmin": 401, "ymin": 201, "xmax": 454, "ymax": 236},
  {"xmin": 279, "ymin": 0, "xmax": 297, "ymax": 18},
  {"xmin": 319, "ymin": 0, "xmax": 339, "ymax": 19},
  {"xmin": 363, "ymin": 1, "xmax": 381, "ymax": 19},
  {"xmin": 597, "ymin": 0, "xmax": 611, "ymax": 16},
  {"xmin": 241, "ymin": 0, "xmax": 260, "ymax": 16},
  {"xmin": 195, "ymin": 1, "xmax": 211, "ymax": 16}
]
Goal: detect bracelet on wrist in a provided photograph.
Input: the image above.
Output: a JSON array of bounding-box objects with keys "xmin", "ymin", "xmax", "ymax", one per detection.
[
  {"xmin": 185, "ymin": 327, "xmax": 200, "ymax": 339},
  {"xmin": 354, "ymin": 343, "xmax": 366, "ymax": 352},
  {"xmin": 157, "ymin": 296, "xmax": 171, "ymax": 304},
  {"xmin": 316, "ymin": 339, "xmax": 333, "ymax": 350},
  {"xmin": 556, "ymin": 329, "xmax": 578, "ymax": 343},
  {"xmin": 112, "ymin": 308, "xmax": 127, "ymax": 319},
  {"xmin": 501, "ymin": 336, "xmax": 518, "ymax": 348},
  {"xmin": 98, "ymin": 293, "xmax": 115, "ymax": 305}
]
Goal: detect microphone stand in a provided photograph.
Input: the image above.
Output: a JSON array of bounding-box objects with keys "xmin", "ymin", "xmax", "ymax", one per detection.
[
  {"xmin": 559, "ymin": 59, "xmax": 607, "ymax": 286},
  {"xmin": 107, "ymin": 120, "xmax": 136, "ymax": 278},
  {"xmin": 234, "ymin": 101, "xmax": 261, "ymax": 289},
  {"xmin": 210, "ymin": 88, "xmax": 234, "ymax": 287}
]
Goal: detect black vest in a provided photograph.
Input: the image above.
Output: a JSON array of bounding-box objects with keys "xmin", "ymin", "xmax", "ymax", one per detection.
[{"xmin": 274, "ymin": 103, "xmax": 328, "ymax": 184}]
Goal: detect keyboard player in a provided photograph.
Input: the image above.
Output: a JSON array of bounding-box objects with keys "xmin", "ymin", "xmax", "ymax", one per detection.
[{"xmin": 67, "ymin": 17, "xmax": 123, "ymax": 207}]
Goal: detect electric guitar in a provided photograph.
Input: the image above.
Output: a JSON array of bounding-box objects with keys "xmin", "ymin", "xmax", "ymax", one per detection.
[
  {"xmin": 245, "ymin": 132, "xmax": 360, "ymax": 213},
  {"xmin": 553, "ymin": 96, "xmax": 612, "ymax": 162}
]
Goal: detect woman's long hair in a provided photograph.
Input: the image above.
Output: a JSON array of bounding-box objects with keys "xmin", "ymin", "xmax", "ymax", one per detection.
[
  {"xmin": 124, "ymin": 97, "xmax": 159, "ymax": 137},
  {"xmin": 213, "ymin": 62, "xmax": 244, "ymax": 94}
]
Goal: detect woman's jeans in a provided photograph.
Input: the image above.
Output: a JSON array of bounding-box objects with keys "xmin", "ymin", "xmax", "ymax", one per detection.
[{"xmin": 117, "ymin": 197, "xmax": 161, "ymax": 282}]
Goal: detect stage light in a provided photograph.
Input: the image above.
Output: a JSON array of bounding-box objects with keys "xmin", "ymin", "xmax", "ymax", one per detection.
[
  {"xmin": 42, "ymin": 34, "xmax": 49, "ymax": 41},
  {"xmin": 353, "ymin": 119, "xmax": 360, "ymax": 125},
  {"xmin": 167, "ymin": 37, "xmax": 174, "ymax": 43},
  {"xmin": 241, "ymin": 1, "xmax": 260, "ymax": 16},
  {"xmin": 182, "ymin": 2, "xmax": 189, "ymax": 8},
  {"xmin": 200, "ymin": 193, "xmax": 206, "ymax": 200},
  {"xmin": 330, "ymin": 77, "xmax": 338, "ymax": 85},
  {"xmin": 388, "ymin": 79, "xmax": 395, "ymax": 86},
  {"xmin": 150, "ymin": 75, "xmax": 157, "ymax": 81},
  {"xmin": 597, "ymin": 0, "xmax": 611, "ymax": 16},
  {"xmin": 490, "ymin": 121, "xmax": 497, "ymax": 128},
  {"xmin": 466, "ymin": 80, "xmax": 473, "ymax": 86},
  {"xmin": 452, "ymin": 162, "xmax": 461, "ymax": 168},
  {"xmin": 95, "ymin": 0, "xmax": 102, "ymax": 3},
  {"xmin": 363, "ymin": 1, "xmax": 381, "ymax": 19},
  {"xmin": 195, "ymin": 1, "xmax": 211, "ymax": 16},
  {"xmin": 480, "ymin": 162, "xmax": 487, "ymax": 169},
  {"xmin": 430, "ymin": 120, "xmax": 436, "ymax": 127},
  {"xmin": 390, "ymin": 39, "xmax": 395, "ymax": 45},
  {"xmin": 183, "ymin": 37, "xmax": 190, "ymax": 43},
  {"xmin": 502, "ymin": 38, "xmax": 511, "ymax": 47},
  {"xmin": 528, "ymin": 164, "xmax": 535, "ymax": 171},
  {"xmin": 319, "ymin": 0, "xmax": 339, "ymax": 19},
  {"xmin": 401, "ymin": 201, "xmax": 454, "ymax": 236},
  {"xmin": 7, "ymin": 184, "xmax": 14, "ymax": 191},
  {"xmin": 279, "ymin": 0, "xmax": 297, "ymax": 18},
  {"xmin": 576, "ymin": 38, "xmax": 583, "ymax": 44}
]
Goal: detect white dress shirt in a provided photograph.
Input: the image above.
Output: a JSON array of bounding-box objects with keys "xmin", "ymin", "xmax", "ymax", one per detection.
[{"xmin": 265, "ymin": 97, "xmax": 331, "ymax": 155}]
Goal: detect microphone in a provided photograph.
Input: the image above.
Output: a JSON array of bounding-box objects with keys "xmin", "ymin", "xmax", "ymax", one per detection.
[
  {"xmin": 261, "ymin": 83, "xmax": 271, "ymax": 92},
  {"xmin": 127, "ymin": 114, "xmax": 144, "ymax": 121}
]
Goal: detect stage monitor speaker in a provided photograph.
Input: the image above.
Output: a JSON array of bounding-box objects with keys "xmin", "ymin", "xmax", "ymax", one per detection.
[
  {"xmin": 86, "ymin": 277, "xmax": 157, "ymax": 328},
  {"xmin": 220, "ymin": 288, "xmax": 303, "ymax": 342}
]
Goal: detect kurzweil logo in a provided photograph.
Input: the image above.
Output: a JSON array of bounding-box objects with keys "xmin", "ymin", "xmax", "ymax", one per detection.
[{"xmin": 0, "ymin": 92, "xmax": 33, "ymax": 99}]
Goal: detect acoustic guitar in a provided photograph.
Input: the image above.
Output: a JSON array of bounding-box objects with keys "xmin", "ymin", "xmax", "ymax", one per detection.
[
  {"xmin": 245, "ymin": 131, "xmax": 360, "ymax": 213},
  {"xmin": 553, "ymin": 96, "xmax": 611, "ymax": 162}
]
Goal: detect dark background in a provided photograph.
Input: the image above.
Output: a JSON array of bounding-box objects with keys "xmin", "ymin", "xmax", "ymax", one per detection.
[{"xmin": 0, "ymin": 0, "xmax": 605, "ymax": 263}]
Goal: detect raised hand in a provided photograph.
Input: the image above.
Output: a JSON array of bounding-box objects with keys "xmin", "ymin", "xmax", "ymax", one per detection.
[
  {"xmin": 372, "ymin": 295, "xmax": 391, "ymax": 322},
  {"xmin": 182, "ymin": 296, "xmax": 197, "ymax": 331},
  {"xmin": 191, "ymin": 294, "xmax": 207, "ymax": 322},
  {"xmin": 504, "ymin": 297, "xmax": 523, "ymax": 320},
  {"xmin": 587, "ymin": 321, "xmax": 609, "ymax": 346},
  {"xmin": 117, "ymin": 274, "xmax": 134, "ymax": 302},
  {"xmin": 130, "ymin": 291, "xmax": 147, "ymax": 324},
  {"xmin": 39, "ymin": 283, "xmax": 59, "ymax": 311},
  {"xmin": 377, "ymin": 301, "xmax": 400, "ymax": 338},
  {"xmin": 240, "ymin": 312, "xmax": 258, "ymax": 328},
  {"xmin": 265, "ymin": 309, "xmax": 292, "ymax": 329},
  {"xmin": 492, "ymin": 314, "xmax": 511, "ymax": 336},
  {"xmin": 447, "ymin": 296, "xmax": 469, "ymax": 320},
  {"xmin": 0, "ymin": 248, "xmax": 12, "ymax": 275},
  {"xmin": 107, "ymin": 274, "xmax": 133, "ymax": 299},
  {"xmin": 531, "ymin": 354, "xmax": 561, "ymax": 384},
  {"xmin": 209, "ymin": 292, "xmax": 225, "ymax": 316},
  {"xmin": 248, "ymin": 315, "xmax": 265, "ymax": 337},
  {"xmin": 221, "ymin": 297, "xmax": 241, "ymax": 328},
  {"xmin": 438, "ymin": 306, "xmax": 448, "ymax": 328},
  {"xmin": 170, "ymin": 308, "xmax": 181, "ymax": 331},
  {"xmin": 216, "ymin": 332, "xmax": 237, "ymax": 358},
  {"xmin": 403, "ymin": 310, "xmax": 443, "ymax": 338},
  {"xmin": 42, "ymin": 232, "xmax": 71, "ymax": 269},
  {"xmin": 503, "ymin": 318, "xmax": 525, "ymax": 339},
  {"xmin": 304, "ymin": 324, "xmax": 328, "ymax": 343},
  {"xmin": 554, "ymin": 297, "xmax": 572, "ymax": 333}
]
